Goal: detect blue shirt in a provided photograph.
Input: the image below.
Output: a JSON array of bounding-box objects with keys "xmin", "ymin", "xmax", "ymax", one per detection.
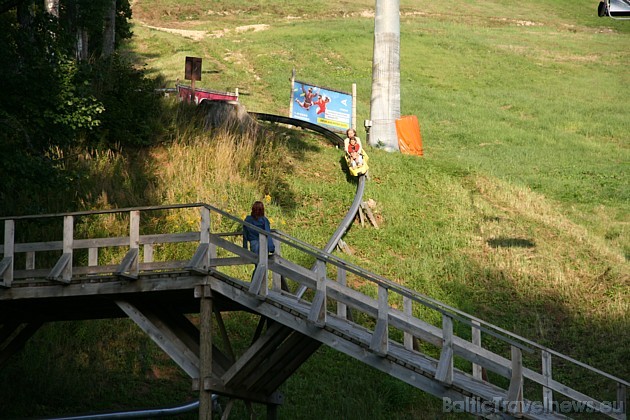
[{"xmin": 243, "ymin": 215, "xmax": 275, "ymax": 253}]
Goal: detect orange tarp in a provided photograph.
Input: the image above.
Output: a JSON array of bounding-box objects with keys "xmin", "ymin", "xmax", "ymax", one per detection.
[{"xmin": 396, "ymin": 115, "xmax": 423, "ymax": 156}]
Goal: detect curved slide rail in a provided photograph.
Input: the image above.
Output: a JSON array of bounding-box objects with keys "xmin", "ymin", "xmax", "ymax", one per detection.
[
  {"xmin": 250, "ymin": 112, "xmax": 367, "ymax": 299},
  {"xmin": 249, "ymin": 112, "xmax": 344, "ymax": 148},
  {"xmin": 48, "ymin": 400, "xmax": 202, "ymax": 419}
]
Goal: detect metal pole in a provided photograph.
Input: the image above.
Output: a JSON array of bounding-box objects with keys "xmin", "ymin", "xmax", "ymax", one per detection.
[{"xmin": 369, "ymin": 0, "xmax": 400, "ymax": 151}]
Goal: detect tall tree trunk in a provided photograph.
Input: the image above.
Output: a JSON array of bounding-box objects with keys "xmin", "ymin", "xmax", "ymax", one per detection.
[
  {"xmin": 102, "ymin": 0, "xmax": 116, "ymax": 58},
  {"xmin": 369, "ymin": 0, "xmax": 401, "ymax": 152},
  {"xmin": 76, "ymin": 28, "xmax": 88, "ymax": 61}
]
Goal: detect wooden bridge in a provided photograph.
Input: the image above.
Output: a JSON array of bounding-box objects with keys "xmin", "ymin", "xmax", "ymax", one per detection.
[{"xmin": 0, "ymin": 203, "xmax": 627, "ymax": 419}]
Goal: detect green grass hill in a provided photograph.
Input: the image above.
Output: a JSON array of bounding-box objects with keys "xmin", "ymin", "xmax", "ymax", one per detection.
[{"xmin": 0, "ymin": 1, "xmax": 627, "ymax": 418}]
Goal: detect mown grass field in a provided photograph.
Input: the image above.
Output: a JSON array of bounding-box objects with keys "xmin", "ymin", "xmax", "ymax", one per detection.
[{"xmin": 0, "ymin": 1, "xmax": 627, "ymax": 418}]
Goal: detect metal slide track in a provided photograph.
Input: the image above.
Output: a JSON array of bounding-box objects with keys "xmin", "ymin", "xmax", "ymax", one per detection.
[{"xmin": 249, "ymin": 113, "xmax": 367, "ymax": 299}]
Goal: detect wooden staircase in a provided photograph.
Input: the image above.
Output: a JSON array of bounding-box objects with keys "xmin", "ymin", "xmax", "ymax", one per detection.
[{"xmin": 0, "ymin": 204, "xmax": 627, "ymax": 419}]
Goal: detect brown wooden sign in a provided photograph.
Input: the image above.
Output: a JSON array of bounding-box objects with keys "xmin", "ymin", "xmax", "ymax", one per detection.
[{"xmin": 185, "ymin": 56, "xmax": 202, "ymax": 81}]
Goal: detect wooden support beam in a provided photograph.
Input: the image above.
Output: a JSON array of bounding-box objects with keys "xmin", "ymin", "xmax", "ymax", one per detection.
[
  {"xmin": 115, "ymin": 248, "xmax": 139, "ymax": 280},
  {"xmin": 361, "ymin": 202, "xmax": 379, "ymax": 229},
  {"xmin": 472, "ymin": 320, "xmax": 483, "ymax": 381},
  {"xmin": 199, "ymin": 207, "xmax": 217, "ymax": 272},
  {"xmin": 116, "ymin": 300, "xmax": 200, "ymax": 378},
  {"xmin": 369, "ymin": 284, "xmax": 389, "ymax": 356},
  {"xmin": 403, "ymin": 296, "xmax": 413, "ymax": 350},
  {"xmin": 208, "ymin": 256, "xmax": 252, "ymax": 267},
  {"xmin": 243, "ymin": 332, "xmax": 319, "ymax": 392},
  {"xmin": 209, "ymin": 234, "xmax": 257, "ymax": 262},
  {"xmin": 271, "ymin": 238, "xmax": 282, "ymax": 291},
  {"xmin": 435, "ymin": 315, "xmax": 454, "ymax": 384},
  {"xmin": 1, "ymin": 220, "xmax": 14, "ymax": 288},
  {"xmin": 336, "ymin": 267, "xmax": 347, "ymax": 320},
  {"xmin": 60, "ymin": 215, "xmax": 74, "ymax": 282},
  {"xmin": 262, "ymin": 336, "xmax": 321, "ymax": 392},
  {"xmin": 336, "ymin": 238, "xmax": 353, "ymax": 255},
  {"xmin": 47, "ymin": 253, "xmax": 72, "ymax": 283},
  {"xmin": 249, "ymin": 232, "xmax": 268, "ymax": 298},
  {"xmin": 617, "ymin": 383, "xmax": 626, "ymax": 417},
  {"xmin": 199, "ymin": 284, "xmax": 214, "ymax": 420},
  {"xmin": 88, "ymin": 247, "xmax": 98, "ymax": 266},
  {"xmin": 110, "ymin": 212, "xmax": 141, "ymax": 280},
  {"xmin": 0, "ymin": 257, "xmax": 13, "ymax": 288},
  {"xmin": 307, "ymin": 261, "xmax": 326, "ymax": 326},
  {"xmin": 507, "ymin": 345, "xmax": 523, "ymax": 415},
  {"xmin": 0, "ymin": 322, "xmax": 42, "ymax": 368},
  {"xmin": 25, "ymin": 251, "xmax": 35, "ymax": 270},
  {"xmin": 221, "ymin": 400, "xmax": 234, "ymax": 420},
  {"xmin": 541, "ymin": 350, "xmax": 553, "ymax": 412},
  {"xmin": 187, "ymin": 243, "xmax": 210, "ymax": 274},
  {"xmin": 221, "ymin": 322, "xmax": 291, "ymax": 388},
  {"xmin": 268, "ymin": 256, "xmax": 318, "ymax": 292}
]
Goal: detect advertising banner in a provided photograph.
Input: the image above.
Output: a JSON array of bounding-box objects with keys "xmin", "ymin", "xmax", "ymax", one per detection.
[{"xmin": 291, "ymin": 80, "xmax": 352, "ymax": 132}]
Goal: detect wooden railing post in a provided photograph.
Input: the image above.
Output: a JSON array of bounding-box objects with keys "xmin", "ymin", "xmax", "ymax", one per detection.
[
  {"xmin": 1, "ymin": 220, "xmax": 14, "ymax": 287},
  {"xmin": 369, "ymin": 284, "xmax": 389, "ymax": 356},
  {"xmin": 336, "ymin": 266, "xmax": 347, "ymax": 320},
  {"xmin": 435, "ymin": 314, "xmax": 454, "ymax": 384},
  {"xmin": 89, "ymin": 247, "xmax": 98, "ymax": 266},
  {"xmin": 113, "ymin": 211, "xmax": 139, "ymax": 280},
  {"xmin": 197, "ymin": 284, "xmax": 213, "ymax": 420},
  {"xmin": 507, "ymin": 345, "xmax": 524, "ymax": 415},
  {"xmin": 403, "ymin": 296, "xmax": 413, "ymax": 350},
  {"xmin": 472, "ymin": 320, "xmax": 483, "ymax": 380},
  {"xmin": 200, "ymin": 207, "xmax": 216, "ymax": 267},
  {"xmin": 541, "ymin": 350, "xmax": 553, "ymax": 413},
  {"xmin": 617, "ymin": 382, "xmax": 626, "ymax": 416},
  {"xmin": 62, "ymin": 215, "xmax": 74, "ymax": 282},
  {"xmin": 249, "ymin": 231, "xmax": 268, "ymax": 297},
  {"xmin": 46, "ymin": 216, "xmax": 73, "ymax": 283},
  {"xmin": 143, "ymin": 244, "xmax": 153, "ymax": 263},
  {"xmin": 308, "ymin": 260, "xmax": 327, "ymax": 326},
  {"xmin": 187, "ymin": 207, "xmax": 212, "ymax": 275},
  {"xmin": 129, "ymin": 211, "xmax": 139, "ymax": 276},
  {"xmin": 26, "ymin": 252, "xmax": 35, "ymax": 270},
  {"xmin": 271, "ymin": 237, "xmax": 282, "ymax": 291}
]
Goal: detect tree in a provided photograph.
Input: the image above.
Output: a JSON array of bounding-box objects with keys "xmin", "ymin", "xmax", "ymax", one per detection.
[
  {"xmin": 369, "ymin": 0, "xmax": 401, "ymax": 152},
  {"xmin": 101, "ymin": 0, "xmax": 115, "ymax": 57}
]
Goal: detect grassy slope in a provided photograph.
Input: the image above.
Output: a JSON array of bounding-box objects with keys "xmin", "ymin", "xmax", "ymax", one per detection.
[{"xmin": 0, "ymin": 0, "xmax": 627, "ymax": 418}]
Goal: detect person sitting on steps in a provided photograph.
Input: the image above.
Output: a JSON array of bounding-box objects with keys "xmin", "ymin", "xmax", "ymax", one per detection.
[{"xmin": 242, "ymin": 201, "xmax": 275, "ymax": 255}]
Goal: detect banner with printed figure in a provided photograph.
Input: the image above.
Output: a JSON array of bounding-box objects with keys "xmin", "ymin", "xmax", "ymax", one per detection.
[{"xmin": 291, "ymin": 80, "xmax": 352, "ymax": 132}]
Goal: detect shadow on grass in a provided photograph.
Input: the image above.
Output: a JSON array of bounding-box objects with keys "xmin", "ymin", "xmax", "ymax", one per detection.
[
  {"xmin": 339, "ymin": 154, "xmax": 361, "ymax": 185},
  {"xmin": 487, "ymin": 237, "xmax": 536, "ymax": 248}
]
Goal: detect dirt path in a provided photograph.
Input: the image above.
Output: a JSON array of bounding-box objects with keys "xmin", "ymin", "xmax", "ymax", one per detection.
[{"xmin": 134, "ymin": 16, "xmax": 269, "ymax": 41}]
